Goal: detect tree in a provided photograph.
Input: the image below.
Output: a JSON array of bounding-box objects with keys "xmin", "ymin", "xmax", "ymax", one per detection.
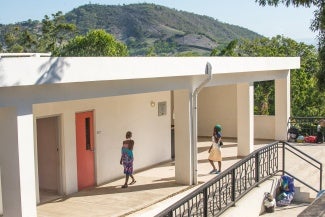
[
  {"xmin": 255, "ymin": 0, "xmax": 325, "ymax": 90},
  {"xmin": 211, "ymin": 35, "xmax": 325, "ymax": 116},
  {"xmin": 39, "ymin": 11, "xmax": 77, "ymax": 54},
  {"xmin": 2, "ymin": 12, "xmax": 76, "ymax": 54},
  {"xmin": 4, "ymin": 26, "xmax": 37, "ymax": 52},
  {"xmin": 58, "ymin": 29, "xmax": 128, "ymax": 56}
]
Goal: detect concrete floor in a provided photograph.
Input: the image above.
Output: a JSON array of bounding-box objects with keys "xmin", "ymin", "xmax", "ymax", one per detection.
[{"xmin": 37, "ymin": 138, "xmax": 325, "ymax": 217}]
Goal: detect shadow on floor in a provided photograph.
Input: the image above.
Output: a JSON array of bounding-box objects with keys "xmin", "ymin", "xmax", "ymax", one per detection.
[{"xmin": 47, "ymin": 180, "xmax": 186, "ymax": 204}]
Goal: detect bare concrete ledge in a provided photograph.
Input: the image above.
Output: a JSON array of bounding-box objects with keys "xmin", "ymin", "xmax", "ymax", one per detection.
[{"xmin": 298, "ymin": 193, "xmax": 325, "ymax": 217}]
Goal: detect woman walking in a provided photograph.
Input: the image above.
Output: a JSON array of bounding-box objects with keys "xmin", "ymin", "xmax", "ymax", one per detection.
[
  {"xmin": 120, "ymin": 131, "xmax": 136, "ymax": 188},
  {"xmin": 208, "ymin": 124, "xmax": 222, "ymax": 174}
]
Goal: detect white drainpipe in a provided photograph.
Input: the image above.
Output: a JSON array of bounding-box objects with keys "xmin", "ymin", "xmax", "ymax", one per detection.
[{"xmin": 191, "ymin": 62, "xmax": 212, "ymax": 185}]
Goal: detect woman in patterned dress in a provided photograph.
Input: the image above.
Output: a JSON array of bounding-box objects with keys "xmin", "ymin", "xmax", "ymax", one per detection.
[{"xmin": 120, "ymin": 131, "xmax": 136, "ymax": 188}]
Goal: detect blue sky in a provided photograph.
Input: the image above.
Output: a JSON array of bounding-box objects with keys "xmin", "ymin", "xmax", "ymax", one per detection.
[{"xmin": 0, "ymin": 0, "xmax": 317, "ymax": 43}]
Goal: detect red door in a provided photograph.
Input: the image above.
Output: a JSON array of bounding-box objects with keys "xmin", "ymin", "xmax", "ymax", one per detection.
[{"xmin": 76, "ymin": 111, "xmax": 95, "ymax": 190}]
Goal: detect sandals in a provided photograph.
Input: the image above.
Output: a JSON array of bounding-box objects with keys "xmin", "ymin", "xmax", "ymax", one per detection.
[{"xmin": 121, "ymin": 180, "xmax": 136, "ymax": 188}]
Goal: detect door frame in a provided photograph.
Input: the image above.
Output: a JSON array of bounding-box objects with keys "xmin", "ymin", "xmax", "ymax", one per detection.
[{"xmin": 35, "ymin": 115, "xmax": 63, "ymax": 203}]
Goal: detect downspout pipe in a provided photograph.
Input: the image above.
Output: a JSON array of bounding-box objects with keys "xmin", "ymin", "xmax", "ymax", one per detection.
[{"xmin": 191, "ymin": 62, "xmax": 212, "ymax": 185}]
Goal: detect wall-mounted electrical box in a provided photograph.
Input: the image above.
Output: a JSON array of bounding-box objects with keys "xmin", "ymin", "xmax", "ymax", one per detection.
[{"xmin": 158, "ymin": 101, "xmax": 167, "ymax": 116}]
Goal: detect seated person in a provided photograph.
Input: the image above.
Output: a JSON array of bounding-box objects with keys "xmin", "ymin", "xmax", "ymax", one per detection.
[
  {"xmin": 316, "ymin": 119, "xmax": 324, "ymax": 143},
  {"xmin": 276, "ymin": 175, "xmax": 295, "ymax": 206}
]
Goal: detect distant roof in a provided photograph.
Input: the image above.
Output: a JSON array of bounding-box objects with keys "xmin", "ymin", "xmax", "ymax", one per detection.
[{"xmin": 0, "ymin": 53, "xmax": 51, "ymax": 58}]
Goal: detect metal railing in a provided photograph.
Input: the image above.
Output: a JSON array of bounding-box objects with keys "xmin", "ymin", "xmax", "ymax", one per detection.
[
  {"xmin": 282, "ymin": 142, "xmax": 323, "ymax": 192},
  {"xmin": 156, "ymin": 141, "xmax": 322, "ymax": 217},
  {"xmin": 288, "ymin": 117, "xmax": 325, "ymax": 137}
]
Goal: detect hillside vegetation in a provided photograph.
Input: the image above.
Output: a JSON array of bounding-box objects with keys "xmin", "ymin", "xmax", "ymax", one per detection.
[{"xmin": 0, "ymin": 3, "xmax": 262, "ymax": 56}]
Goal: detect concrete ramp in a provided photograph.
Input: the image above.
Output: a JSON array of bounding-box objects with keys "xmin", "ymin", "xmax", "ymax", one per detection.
[{"xmin": 222, "ymin": 176, "xmax": 311, "ymax": 217}]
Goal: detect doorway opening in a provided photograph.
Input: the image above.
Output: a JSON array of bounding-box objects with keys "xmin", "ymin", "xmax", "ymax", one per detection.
[{"xmin": 36, "ymin": 116, "xmax": 62, "ymax": 203}]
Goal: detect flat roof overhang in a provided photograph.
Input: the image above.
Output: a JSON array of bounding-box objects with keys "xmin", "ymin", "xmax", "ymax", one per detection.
[{"xmin": 0, "ymin": 56, "xmax": 300, "ymax": 108}]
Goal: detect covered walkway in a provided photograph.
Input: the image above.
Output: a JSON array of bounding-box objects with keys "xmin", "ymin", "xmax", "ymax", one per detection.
[
  {"xmin": 37, "ymin": 138, "xmax": 325, "ymax": 217},
  {"xmin": 37, "ymin": 138, "xmax": 269, "ymax": 217}
]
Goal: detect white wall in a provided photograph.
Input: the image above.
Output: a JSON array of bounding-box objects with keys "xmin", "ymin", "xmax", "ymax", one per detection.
[
  {"xmin": 255, "ymin": 115, "xmax": 275, "ymax": 139},
  {"xmin": 198, "ymin": 85, "xmax": 237, "ymax": 137},
  {"xmin": 33, "ymin": 91, "xmax": 171, "ymax": 194},
  {"xmin": 198, "ymin": 85, "xmax": 277, "ymax": 140}
]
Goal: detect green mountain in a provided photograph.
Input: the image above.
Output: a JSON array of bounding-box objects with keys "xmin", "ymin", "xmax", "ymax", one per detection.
[{"xmin": 0, "ymin": 3, "xmax": 262, "ymax": 56}]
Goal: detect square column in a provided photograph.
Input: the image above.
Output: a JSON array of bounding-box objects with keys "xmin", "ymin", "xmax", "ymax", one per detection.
[
  {"xmin": 0, "ymin": 168, "xmax": 2, "ymax": 214},
  {"xmin": 0, "ymin": 107, "xmax": 37, "ymax": 217},
  {"xmin": 237, "ymin": 83, "xmax": 254, "ymax": 156},
  {"xmin": 174, "ymin": 90, "xmax": 193, "ymax": 185},
  {"xmin": 275, "ymin": 71, "xmax": 291, "ymax": 140}
]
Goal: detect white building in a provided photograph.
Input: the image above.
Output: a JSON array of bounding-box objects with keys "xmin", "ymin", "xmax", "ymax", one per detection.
[{"xmin": 0, "ymin": 55, "xmax": 299, "ymax": 217}]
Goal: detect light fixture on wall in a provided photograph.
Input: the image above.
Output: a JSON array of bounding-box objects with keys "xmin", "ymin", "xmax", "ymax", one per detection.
[{"xmin": 150, "ymin": 100, "xmax": 155, "ymax": 107}]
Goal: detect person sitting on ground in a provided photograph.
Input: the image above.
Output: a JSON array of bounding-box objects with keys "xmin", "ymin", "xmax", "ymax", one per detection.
[
  {"xmin": 276, "ymin": 175, "xmax": 295, "ymax": 206},
  {"xmin": 316, "ymin": 119, "xmax": 324, "ymax": 143}
]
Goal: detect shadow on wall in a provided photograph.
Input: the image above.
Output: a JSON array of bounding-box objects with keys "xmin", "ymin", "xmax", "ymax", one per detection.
[{"xmin": 36, "ymin": 58, "xmax": 70, "ymax": 85}]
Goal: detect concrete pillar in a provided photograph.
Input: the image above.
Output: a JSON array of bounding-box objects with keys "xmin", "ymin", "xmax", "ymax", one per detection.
[
  {"xmin": 0, "ymin": 106, "xmax": 37, "ymax": 217},
  {"xmin": 275, "ymin": 71, "xmax": 291, "ymax": 140},
  {"xmin": 174, "ymin": 89, "xmax": 193, "ymax": 185},
  {"xmin": 0, "ymin": 167, "xmax": 2, "ymax": 215},
  {"xmin": 61, "ymin": 111, "xmax": 78, "ymax": 195},
  {"xmin": 237, "ymin": 83, "xmax": 254, "ymax": 156}
]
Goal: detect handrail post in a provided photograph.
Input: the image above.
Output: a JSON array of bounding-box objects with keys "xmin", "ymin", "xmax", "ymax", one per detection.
[
  {"xmin": 276, "ymin": 142, "xmax": 279, "ymax": 172},
  {"xmin": 282, "ymin": 142, "xmax": 285, "ymax": 175},
  {"xmin": 203, "ymin": 188, "xmax": 208, "ymax": 216},
  {"xmin": 320, "ymin": 163, "xmax": 323, "ymax": 191},
  {"xmin": 255, "ymin": 152, "xmax": 260, "ymax": 184},
  {"xmin": 267, "ymin": 146, "xmax": 270, "ymax": 175},
  {"xmin": 231, "ymin": 169, "xmax": 236, "ymax": 204}
]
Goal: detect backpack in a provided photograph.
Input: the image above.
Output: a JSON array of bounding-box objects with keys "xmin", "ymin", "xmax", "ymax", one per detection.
[
  {"xmin": 305, "ymin": 135, "xmax": 317, "ymax": 143},
  {"xmin": 296, "ymin": 135, "xmax": 304, "ymax": 143}
]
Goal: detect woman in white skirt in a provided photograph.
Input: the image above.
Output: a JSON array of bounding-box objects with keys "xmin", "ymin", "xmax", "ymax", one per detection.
[{"xmin": 208, "ymin": 125, "xmax": 222, "ymax": 174}]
